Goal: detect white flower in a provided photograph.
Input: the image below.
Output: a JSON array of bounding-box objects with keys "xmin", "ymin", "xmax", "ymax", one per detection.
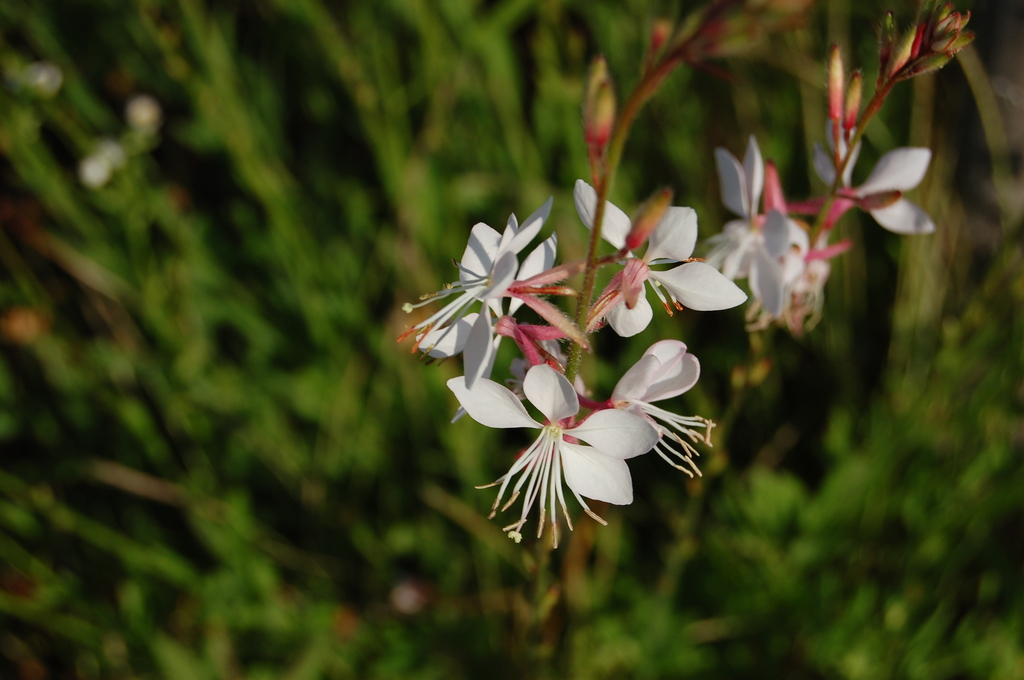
[
  {"xmin": 448, "ymin": 364, "xmax": 659, "ymax": 546},
  {"xmin": 612, "ymin": 340, "xmax": 712, "ymax": 477},
  {"xmin": 706, "ymin": 136, "xmax": 808, "ymax": 316},
  {"xmin": 814, "ymin": 132, "xmax": 934, "ymax": 234},
  {"xmin": 573, "ymin": 180, "xmax": 746, "ymax": 337},
  {"xmin": 403, "ymin": 198, "xmax": 554, "ymax": 388},
  {"xmin": 21, "ymin": 62, "xmax": 63, "ymax": 97}
]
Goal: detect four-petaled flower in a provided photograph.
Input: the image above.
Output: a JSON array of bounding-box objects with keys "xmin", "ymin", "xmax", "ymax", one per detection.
[
  {"xmin": 403, "ymin": 198, "xmax": 555, "ymax": 387},
  {"xmin": 574, "ymin": 179, "xmax": 747, "ymax": 337},
  {"xmin": 814, "ymin": 129, "xmax": 934, "ymax": 234},
  {"xmin": 612, "ymin": 340, "xmax": 712, "ymax": 476},
  {"xmin": 448, "ymin": 364, "xmax": 659, "ymax": 547}
]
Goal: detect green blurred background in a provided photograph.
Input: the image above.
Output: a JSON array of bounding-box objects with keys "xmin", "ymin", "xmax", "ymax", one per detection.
[{"xmin": 1, "ymin": 0, "xmax": 1021, "ymax": 678}]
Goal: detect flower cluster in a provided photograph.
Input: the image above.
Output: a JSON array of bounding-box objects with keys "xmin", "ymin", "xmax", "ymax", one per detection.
[
  {"xmin": 399, "ymin": 0, "xmax": 972, "ymax": 547},
  {"xmin": 401, "ymin": 189, "xmax": 744, "ymax": 546},
  {"xmin": 704, "ymin": 14, "xmax": 970, "ymax": 334}
]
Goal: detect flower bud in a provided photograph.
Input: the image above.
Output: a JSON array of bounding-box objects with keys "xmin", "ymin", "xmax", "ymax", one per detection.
[
  {"xmin": 583, "ymin": 57, "xmax": 616, "ymax": 152},
  {"xmin": 625, "ymin": 187, "xmax": 673, "ymax": 251},
  {"xmin": 878, "ymin": 12, "xmax": 897, "ymax": 76},
  {"xmin": 649, "ymin": 19, "xmax": 673, "ymax": 59},
  {"xmin": 827, "ymin": 44, "xmax": 844, "ymax": 123},
  {"xmin": 885, "ymin": 27, "xmax": 917, "ymax": 81},
  {"xmin": 843, "ymin": 71, "xmax": 862, "ymax": 131}
]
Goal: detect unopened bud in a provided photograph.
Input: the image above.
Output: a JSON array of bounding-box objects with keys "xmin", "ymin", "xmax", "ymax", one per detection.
[
  {"xmin": 909, "ymin": 23, "xmax": 926, "ymax": 61},
  {"xmin": 885, "ymin": 27, "xmax": 917, "ymax": 81},
  {"xmin": 878, "ymin": 12, "xmax": 897, "ymax": 80},
  {"xmin": 827, "ymin": 44, "xmax": 844, "ymax": 122},
  {"xmin": 650, "ymin": 19, "xmax": 673, "ymax": 58},
  {"xmin": 584, "ymin": 57, "xmax": 616, "ymax": 151},
  {"xmin": 843, "ymin": 71, "xmax": 862, "ymax": 131},
  {"xmin": 625, "ymin": 187, "xmax": 673, "ymax": 251}
]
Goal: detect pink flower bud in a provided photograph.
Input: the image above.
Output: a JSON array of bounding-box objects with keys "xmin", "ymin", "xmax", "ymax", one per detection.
[
  {"xmin": 625, "ymin": 187, "xmax": 673, "ymax": 251},
  {"xmin": 827, "ymin": 44, "xmax": 844, "ymax": 122},
  {"xmin": 584, "ymin": 57, "xmax": 616, "ymax": 152},
  {"xmin": 843, "ymin": 71, "xmax": 862, "ymax": 131}
]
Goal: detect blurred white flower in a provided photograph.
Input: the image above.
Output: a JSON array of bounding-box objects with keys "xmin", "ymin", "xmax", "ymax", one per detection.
[
  {"xmin": 125, "ymin": 94, "xmax": 163, "ymax": 134},
  {"xmin": 78, "ymin": 139, "xmax": 126, "ymax": 189},
  {"xmin": 21, "ymin": 62, "xmax": 63, "ymax": 97}
]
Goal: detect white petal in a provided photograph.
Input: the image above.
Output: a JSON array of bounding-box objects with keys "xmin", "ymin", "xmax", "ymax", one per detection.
[
  {"xmin": 460, "ymin": 223, "xmax": 501, "ymax": 281},
  {"xmin": 571, "ymin": 409, "xmax": 659, "ymax": 459},
  {"xmin": 788, "ymin": 219, "xmax": 809, "ymax": 254},
  {"xmin": 509, "ymin": 233, "xmax": 557, "ymax": 316},
  {"xmin": 523, "ymin": 364, "xmax": 579, "ymax": 423},
  {"xmin": 573, "ymin": 179, "xmax": 631, "ymax": 249},
  {"xmin": 762, "ymin": 210, "xmax": 790, "ymax": 258},
  {"xmin": 714, "ymin": 148, "xmax": 749, "ymax": 218},
  {"xmin": 857, "ymin": 148, "xmax": 932, "ymax": 195},
  {"xmin": 640, "ymin": 340, "xmax": 700, "ymax": 402},
  {"xmin": 480, "ymin": 251, "xmax": 518, "ymax": 299},
  {"xmin": 501, "ymin": 196, "xmax": 552, "ymax": 258},
  {"xmin": 612, "ymin": 353, "xmax": 662, "ymax": 402},
  {"xmin": 447, "ymin": 376, "xmax": 540, "ymax": 429},
  {"xmin": 744, "ymin": 135, "xmax": 764, "ymax": 216},
  {"xmin": 870, "ymin": 199, "xmax": 936, "ymax": 235},
  {"xmin": 645, "ymin": 206, "xmax": 697, "ymax": 262},
  {"xmin": 559, "ymin": 441, "xmax": 633, "ymax": 505},
  {"xmin": 419, "ymin": 313, "xmax": 478, "ymax": 358},
  {"xmin": 650, "ymin": 262, "xmax": 748, "ymax": 311},
  {"xmin": 749, "ymin": 247, "xmax": 785, "ymax": 316},
  {"xmin": 813, "ymin": 142, "xmax": 835, "ymax": 186},
  {"xmin": 606, "ymin": 292, "xmax": 653, "ymax": 337},
  {"xmin": 463, "ymin": 311, "xmax": 496, "ymax": 389}
]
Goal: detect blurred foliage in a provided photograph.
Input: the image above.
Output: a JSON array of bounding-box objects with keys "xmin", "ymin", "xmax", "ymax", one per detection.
[{"xmin": 0, "ymin": 0, "xmax": 1021, "ymax": 678}]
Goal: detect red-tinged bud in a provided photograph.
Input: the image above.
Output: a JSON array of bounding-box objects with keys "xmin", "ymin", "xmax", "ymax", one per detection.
[
  {"xmin": 827, "ymin": 44, "xmax": 844, "ymax": 122},
  {"xmin": 763, "ymin": 161, "xmax": 787, "ymax": 213},
  {"xmin": 649, "ymin": 19, "xmax": 673, "ymax": 59},
  {"xmin": 909, "ymin": 23, "xmax": 926, "ymax": 61},
  {"xmin": 843, "ymin": 71, "xmax": 862, "ymax": 131},
  {"xmin": 885, "ymin": 27, "xmax": 917, "ymax": 81},
  {"xmin": 878, "ymin": 12, "xmax": 897, "ymax": 77},
  {"xmin": 625, "ymin": 187, "xmax": 673, "ymax": 251},
  {"xmin": 583, "ymin": 57, "xmax": 616, "ymax": 152}
]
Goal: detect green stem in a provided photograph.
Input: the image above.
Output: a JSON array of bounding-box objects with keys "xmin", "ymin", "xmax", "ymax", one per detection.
[{"xmin": 565, "ymin": 57, "xmax": 683, "ymax": 383}]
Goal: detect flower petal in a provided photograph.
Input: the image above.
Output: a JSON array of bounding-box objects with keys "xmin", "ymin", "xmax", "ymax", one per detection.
[
  {"xmin": 650, "ymin": 262, "xmax": 748, "ymax": 311},
  {"xmin": 843, "ymin": 140, "xmax": 861, "ymax": 187},
  {"xmin": 870, "ymin": 198, "xmax": 936, "ymax": 235},
  {"xmin": 714, "ymin": 148, "xmax": 749, "ymax": 218},
  {"xmin": 479, "ymin": 251, "xmax": 518, "ymax": 299},
  {"xmin": 501, "ymin": 196, "xmax": 553, "ymax": 258},
  {"xmin": 560, "ymin": 441, "xmax": 633, "ymax": 504},
  {"xmin": 640, "ymin": 340, "xmax": 700, "ymax": 402},
  {"xmin": 612, "ymin": 353, "xmax": 662, "ymax": 402},
  {"xmin": 749, "ymin": 246, "xmax": 785, "ymax": 316},
  {"xmin": 463, "ymin": 311, "xmax": 496, "ymax": 389},
  {"xmin": 606, "ymin": 291, "xmax": 653, "ymax": 337},
  {"xmin": 419, "ymin": 312, "xmax": 478, "ymax": 358},
  {"xmin": 645, "ymin": 206, "xmax": 697, "ymax": 263},
  {"xmin": 762, "ymin": 210, "xmax": 790, "ymax": 259},
  {"xmin": 447, "ymin": 375, "xmax": 540, "ymax": 429},
  {"xmin": 573, "ymin": 179, "xmax": 631, "ymax": 249},
  {"xmin": 857, "ymin": 148, "xmax": 931, "ymax": 195},
  {"xmin": 744, "ymin": 135, "xmax": 764, "ymax": 216},
  {"xmin": 509, "ymin": 233, "xmax": 557, "ymax": 315},
  {"xmin": 571, "ymin": 410, "xmax": 659, "ymax": 459},
  {"xmin": 813, "ymin": 142, "xmax": 836, "ymax": 186},
  {"xmin": 460, "ymin": 223, "xmax": 501, "ymax": 282},
  {"xmin": 523, "ymin": 364, "xmax": 579, "ymax": 423}
]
